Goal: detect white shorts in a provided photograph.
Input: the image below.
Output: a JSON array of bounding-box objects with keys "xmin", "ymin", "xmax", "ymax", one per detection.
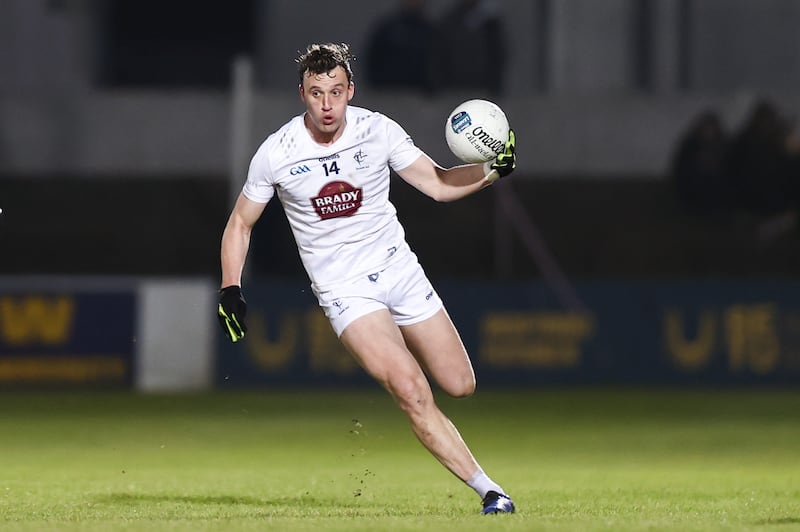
[{"xmin": 313, "ymin": 252, "xmax": 443, "ymax": 337}]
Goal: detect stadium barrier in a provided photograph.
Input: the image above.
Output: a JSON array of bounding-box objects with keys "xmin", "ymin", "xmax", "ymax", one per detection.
[
  {"xmin": 0, "ymin": 277, "xmax": 215, "ymax": 391},
  {"xmin": 219, "ymin": 278, "xmax": 800, "ymax": 387},
  {"xmin": 3, "ymin": 277, "xmax": 800, "ymax": 390}
]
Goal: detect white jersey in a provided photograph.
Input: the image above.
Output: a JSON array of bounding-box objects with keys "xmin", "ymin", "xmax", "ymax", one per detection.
[{"xmin": 242, "ymin": 106, "xmax": 424, "ymax": 291}]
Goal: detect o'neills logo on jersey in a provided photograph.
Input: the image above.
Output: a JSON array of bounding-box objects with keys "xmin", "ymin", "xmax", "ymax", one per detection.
[{"xmin": 311, "ymin": 181, "xmax": 363, "ymax": 220}]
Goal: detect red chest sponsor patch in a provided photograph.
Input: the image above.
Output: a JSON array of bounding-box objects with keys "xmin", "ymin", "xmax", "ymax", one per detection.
[{"xmin": 311, "ymin": 181, "xmax": 363, "ymax": 220}]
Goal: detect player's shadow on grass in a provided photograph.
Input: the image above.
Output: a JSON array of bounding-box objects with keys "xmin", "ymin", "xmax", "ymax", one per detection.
[
  {"xmin": 756, "ymin": 517, "xmax": 800, "ymax": 526},
  {"xmin": 96, "ymin": 492, "xmax": 383, "ymax": 510},
  {"xmin": 94, "ymin": 492, "xmax": 451, "ymax": 517},
  {"xmin": 96, "ymin": 493, "xmax": 266, "ymax": 506}
]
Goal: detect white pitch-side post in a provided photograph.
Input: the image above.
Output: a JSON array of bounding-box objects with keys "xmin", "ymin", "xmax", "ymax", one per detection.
[
  {"xmin": 229, "ymin": 54, "xmax": 254, "ymax": 210},
  {"xmin": 229, "ymin": 55, "xmax": 254, "ymax": 280}
]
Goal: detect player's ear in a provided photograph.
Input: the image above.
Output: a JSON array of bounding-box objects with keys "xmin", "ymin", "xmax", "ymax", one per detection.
[
  {"xmin": 299, "ymin": 84, "xmax": 305, "ymax": 102},
  {"xmin": 347, "ymin": 81, "xmax": 355, "ymax": 101}
]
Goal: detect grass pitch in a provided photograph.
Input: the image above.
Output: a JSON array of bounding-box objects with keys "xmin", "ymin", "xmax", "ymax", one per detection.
[{"xmin": 0, "ymin": 387, "xmax": 799, "ymax": 531}]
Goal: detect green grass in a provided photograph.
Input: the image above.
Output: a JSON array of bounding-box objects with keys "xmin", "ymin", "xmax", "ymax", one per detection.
[{"xmin": 1, "ymin": 388, "xmax": 799, "ymax": 531}]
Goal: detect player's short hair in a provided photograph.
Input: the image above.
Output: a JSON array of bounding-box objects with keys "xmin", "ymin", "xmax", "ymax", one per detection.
[{"xmin": 296, "ymin": 43, "xmax": 354, "ymax": 86}]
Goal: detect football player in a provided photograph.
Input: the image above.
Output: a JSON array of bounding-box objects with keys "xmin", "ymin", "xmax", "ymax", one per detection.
[{"xmin": 218, "ymin": 42, "xmax": 516, "ymax": 514}]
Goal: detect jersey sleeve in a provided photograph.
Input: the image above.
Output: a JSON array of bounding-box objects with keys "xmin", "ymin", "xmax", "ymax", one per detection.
[
  {"xmin": 241, "ymin": 143, "xmax": 276, "ymax": 204},
  {"xmin": 386, "ymin": 117, "xmax": 424, "ymax": 172}
]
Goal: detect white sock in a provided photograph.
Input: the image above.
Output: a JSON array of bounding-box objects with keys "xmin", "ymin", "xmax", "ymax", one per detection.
[{"xmin": 467, "ymin": 469, "xmax": 505, "ymax": 499}]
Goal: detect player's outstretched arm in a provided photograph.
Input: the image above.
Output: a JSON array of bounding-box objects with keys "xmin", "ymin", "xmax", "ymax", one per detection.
[
  {"xmin": 395, "ymin": 154, "xmax": 486, "ymax": 202},
  {"xmin": 396, "ymin": 129, "xmax": 516, "ymax": 202}
]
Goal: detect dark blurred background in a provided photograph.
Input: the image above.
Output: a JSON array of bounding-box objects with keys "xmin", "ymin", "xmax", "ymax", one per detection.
[
  {"xmin": 2, "ymin": 0, "xmax": 800, "ymax": 280},
  {"xmin": 3, "ymin": 0, "xmax": 800, "ymax": 389}
]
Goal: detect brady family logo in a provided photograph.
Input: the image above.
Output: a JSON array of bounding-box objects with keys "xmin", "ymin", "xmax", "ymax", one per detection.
[{"xmin": 311, "ymin": 181, "xmax": 363, "ymax": 220}]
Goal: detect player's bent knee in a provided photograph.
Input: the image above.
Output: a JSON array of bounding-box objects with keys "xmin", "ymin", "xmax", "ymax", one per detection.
[
  {"xmin": 434, "ymin": 365, "xmax": 475, "ymax": 398},
  {"xmin": 387, "ymin": 375, "xmax": 434, "ymax": 416},
  {"xmin": 444, "ymin": 373, "xmax": 476, "ymax": 398}
]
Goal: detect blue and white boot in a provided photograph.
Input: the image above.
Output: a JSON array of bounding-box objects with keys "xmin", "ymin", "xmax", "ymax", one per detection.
[{"xmin": 481, "ymin": 491, "xmax": 516, "ymax": 514}]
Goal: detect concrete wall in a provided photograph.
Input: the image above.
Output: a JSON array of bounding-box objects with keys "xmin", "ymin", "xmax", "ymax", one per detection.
[
  {"xmin": 0, "ymin": 276, "xmax": 216, "ymax": 391},
  {"xmin": 2, "ymin": 0, "xmax": 800, "ymax": 177},
  {"xmin": 691, "ymin": 0, "xmax": 800, "ymax": 91},
  {"xmin": 3, "ymin": 89, "xmax": 796, "ymax": 177}
]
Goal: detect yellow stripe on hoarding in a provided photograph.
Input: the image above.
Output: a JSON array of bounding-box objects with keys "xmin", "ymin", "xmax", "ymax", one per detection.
[{"xmin": 0, "ymin": 356, "xmax": 127, "ymax": 382}]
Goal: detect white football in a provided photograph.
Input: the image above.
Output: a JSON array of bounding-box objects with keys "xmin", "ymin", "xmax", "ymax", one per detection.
[{"xmin": 445, "ymin": 99, "xmax": 510, "ymax": 163}]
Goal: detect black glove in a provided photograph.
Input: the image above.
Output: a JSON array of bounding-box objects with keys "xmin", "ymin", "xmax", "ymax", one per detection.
[
  {"xmin": 490, "ymin": 129, "xmax": 516, "ymax": 180},
  {"xmin": 218, "ymin": 286, "xmax": 247, "ymax": 342}
]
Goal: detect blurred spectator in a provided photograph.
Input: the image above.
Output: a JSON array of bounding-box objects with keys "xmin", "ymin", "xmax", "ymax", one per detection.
[
  {"xmin": 726, "ymin": 99, "xmax": 800, "ymax": 241},
  {"xmin": 669, "ymin": 110, "xmax": 731, "ymax": 215},
  {"xmin": 726, "ymin": 100, "xmax": 799, "ymax": 215},
  {"xmin": 364, "ymin": 0, "xmax": 435, "ymax": 92},
  {"xmin": 431, "ymin": 0, "xmax": 507, "ymax": 97}
]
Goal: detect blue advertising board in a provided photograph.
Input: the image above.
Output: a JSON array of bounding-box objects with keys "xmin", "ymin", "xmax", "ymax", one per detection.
[
  {"xmin": 0, "ymin": 290, "xmax": 136, "ymax": 386},
  {"xmin": 217, "ymin": 279, "xmax": 800, "ymax": 387}
]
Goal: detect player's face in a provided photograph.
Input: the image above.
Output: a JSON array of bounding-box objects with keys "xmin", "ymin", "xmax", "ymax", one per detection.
[{"xmin": 300, "ymin": 66, "xmax": 354, "ymax": 144}]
